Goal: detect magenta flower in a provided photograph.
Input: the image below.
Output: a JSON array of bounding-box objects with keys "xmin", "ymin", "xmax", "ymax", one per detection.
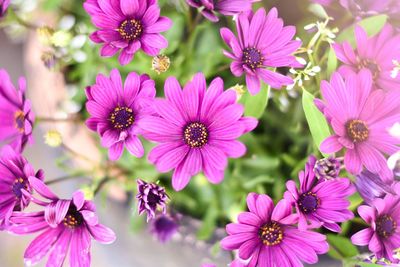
[
  {"xmin": 83, "ymin": 0, "xmax": 172, "ymax": 65},
  {"xmin": 220, "ymin": 8, "xmax": 302, "ymax": 95},
  {"xmin": 284, "ymin": 156, "xmax": 355, "ymax": 232},
  {"xmin": 85, "ymin": 69, "xmax": 156, "ymax": 161},
  {"xmin": 0, "ymin": 69, "xmax": 34, "ymax": 152},
  {"xmin": 351, "ymin": 194, "xmax": 400, "ymax": 263},
  {"xmin": 186, "ymin": 0, "xmax": 260, "ymax": 22},
  {"xmin": 139, "ymin": 73, "xmax": 257, "ymax": 191},
  {"xmin": 318, "ymin": 70, "xmax": 400, "ymax": 182},
  {"xmin": 136, "ymin": 179, "xmax": 168, "ymax": 221},
  {"xmin": 221, "ymin": 193, "xmax": 329, "ymax": 267},
  {"xmin": 0, "ymin": 146, "xmax": 44, "ymax": 229},
  {"xmin": 9, "ymin": 178, "xmax": 116, "ymax": 267},
  {"xmin": 0, "ymin": 0, "xmax": 10, "ymax": 17},
  {"xmin": 149, "ymin": 214, "xmax": 179, "ymax": 243},
  {"xmin": 333, "ymin": 24, "xmax": 400, "ymax": 91}
]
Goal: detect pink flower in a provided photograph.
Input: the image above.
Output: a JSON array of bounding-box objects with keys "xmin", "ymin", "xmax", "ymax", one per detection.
[
  {"xmin": 9, "ymin": 178, "xmax": 116, "ymax": 267},
  {"xmin": 333, "ymin": 24, "xmax": 400, "ymax": 91},
  {"xmin": 284, "ymin": 156, "xmax": 355, "ymax": 233},
  {"xmin": 220, "ymin": 8, "xmax": 302, "ymax": 95},
  {"xmin": 0, "ymin": 69, "xmax": 34, "ymax": 152},
  {"xmin": 351, "ymin": 194, "xmax": 400, "ymax": 263},
  {"xmin": 221, "ymin": 193, "xmax": 329, "ymax": 267},
  {"xmin": 318, "ymin": 70, "xmax": 400, "ymax": 182},
  {"xmin": 84, "ymin": 0, "xmax": 172, "ymax": 65},
  {"xmin": 85, "ymin": 69, "xmax": 156, "ymax": 161},
  {"xmin": 139, "ymin": 73, "xmax": 257, "ymax": 191}
]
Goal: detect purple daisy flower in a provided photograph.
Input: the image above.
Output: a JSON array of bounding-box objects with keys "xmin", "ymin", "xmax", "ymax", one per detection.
[
  {"xmin": 0, "ymin": 0, "xmax": 10, "ymax": 17},
  {"xmin": 9, "ymin": 178, "xmax": 116, "ymax": 267},
  {"xmin": 149, "ymin": 213, "xmax": 179, "ymax": 243},
  {"xmin": 139, "ymin": 73, "xmax": 258, "ymax": 191},
  {"xmin": 220, "ymin": 8, "xmax": 302, "ymax": 95},
  {"xmin": 313, "ymin": 156, "xmax": 341, "ymax": 180},
  {"xmin": 284, "ymin": 156, "xmax": 355, "ymax": 232},
  {"xmin": 355, "ymin": 170, "xmax": 395, "ymax": 205},
  {"xmin": 351, "ymin": 194, "xmax": 400, "ymax": 263},
  {"xmin": 85, "ymin": 69, "xmax": 156, "ymax": 161},
  {"xmin": 186, "ymin": 0, "xmax": 260, "ymax": 22},
  {"xmin": 0, "ymin": 69, "xmax": 34, "ymax": 152},
  {"xmin": 333, "ymin": 24, "xmax": 400, "ymax": 91},
  {"xmin": 318, "ymin": 70, "xmax": 400, "ymax": 182},
  {"xmin": 0, "ymin": 146, "xmax": 44, "ymax": 229},
  {"xmin": 221, "ymin": 193, "xmax": 329, "ymax": 267},
  {"xmin": 83, "ymin": 0, "xmax": 172, "ymax": 65},
  {"xmin": 136, "ymin": 179, "xmax": 168, "ymax": 221}
]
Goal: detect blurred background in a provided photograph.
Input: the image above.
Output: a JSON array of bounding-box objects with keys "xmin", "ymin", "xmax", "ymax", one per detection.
[{"xmin": 1, "ymin": 0, "xmax": 386, "ymax": 266}]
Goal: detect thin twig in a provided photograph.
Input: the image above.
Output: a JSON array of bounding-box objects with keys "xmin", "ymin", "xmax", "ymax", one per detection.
[
  {"xmin": 93, "ymin": 177, "xmax": 111, "ymax": 196},
  {"xmin": 37, "ymin": 115, "xmax": 82, "ymax": 123},
  {"xmin": 45, "ymin": 175, "xmax": 90, "ymax": 185}
]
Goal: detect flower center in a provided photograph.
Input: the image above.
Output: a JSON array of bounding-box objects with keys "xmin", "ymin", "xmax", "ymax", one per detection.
[
  {"xmin": 298, "ymin": 192, "xmax": 320, "ymax": 214},
  {"xmin": 358, "ymin": 59, "xmax": 380, "ymax": 80},
  {"xmin": 346, "ymin": 119, "xmax": 369, "ymax": 143},
  {"xmin": 109, "ymin": 106, "xmax": 134, "ymax": 131},
  {"xmin": 14, "ymin": 110, "xmax": 25, "ymax": 133},
  {"xmin": 183, "ymin": 122, "xmax": 209, "ymax": 148},
  {"xmin": 12, "ymin": 178, "xmax": 28, "ymax": 199},
  {"xmin": 63, "ymin": 205, "xmax": 84, "ymax": 229},
  {"xmin": 242, "ymin": 47, "xmax": 263, "ymax": 70},
  {"xmin": 259, "ymin": 221, "xmax": 283, "ymax": 246},
  {"xmin": 118, "ymin": 19, "xmax": 143, "ymax": 41},
  {"xmin": 147, "ymin": 191, "xmax": 161, "ymax": 206},
  {"xmin": 376, "ymin": 215, "xmax": 397, "ymax": 238}
]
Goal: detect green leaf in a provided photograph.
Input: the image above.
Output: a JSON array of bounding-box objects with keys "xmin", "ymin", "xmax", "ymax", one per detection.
[
  {"xmin": 197, "ymin": 201, "xmax": 218, "ymax": 240},
  {"xmin": 327, "ymin": 46, "xmax": 337, "ymax": 77},
  {"xmin": 355, "ymin": 263, "xmax": 383, "ymax": 267},
  {"xmin": 302, "ymin": 89, "xmax": 331, "ymax": 156},
  {"xmin": 349, "ymin": 192, "xmax": 364, "ymax": 211},
  {"xmin": 337, "ymin": 15, "xmax": 388, "ymax": 46},
  {"xmin": 327, "ymin": 234, "xmax": 359, "ymax": 260},
  {"xmin": 241, "ymin": 84, "xmax": 271, "ymax": 118}
]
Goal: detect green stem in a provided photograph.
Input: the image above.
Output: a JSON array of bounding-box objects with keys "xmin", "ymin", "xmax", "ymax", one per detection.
[
  {"xmin": 36, "ymin": 115, "xmax": 81, "ymax": 123},
  {"xmin": 45, "ymin": 174, "xmax": 90, "ymax": 185}
]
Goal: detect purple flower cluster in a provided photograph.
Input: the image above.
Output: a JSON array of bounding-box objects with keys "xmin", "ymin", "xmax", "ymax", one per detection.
[
  {"xmin": 186, "ymin": 0, "xmax": 260, "ymax": 22},
  {"xmin": 136, "ymin": 179, "xmax": 168, "ymax": 221},
  {"xmin": 221, "ymin": 157, "xmax": 355, "ymax": 267},
  {"xmin": 84, "ymin": 0, "xmax": 172, "ymax": 65},
  {"xmin": 220, "ymin": 8, "xmax": 302, "ymax": 95}
]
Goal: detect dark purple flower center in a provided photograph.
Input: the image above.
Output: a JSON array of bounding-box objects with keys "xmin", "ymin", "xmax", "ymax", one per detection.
[
  {"xmin": 183, "ymin": 122, "xmax": 209, "ymax": 148},
  {"xmin": 147, "ymin": 191, "xmax": 161, "ymax": 206},
  {"xmin": 109, "ymin": 106, "xmax": 134, "ymax": 131},
  {"xmin": 259, "ymin": 221, "xmax": 283, "ymax": 246},
  {"xmin": 298, "ymin": 192, "xmax": 320, "ymax": 214},
  {"xmin": 14, "ymin": 110, "xmax": 25, "ymax": 133},
  {"xmin": 242, "ymin": 47, "xmax": 264, "ymax": 70},
  {"xmin": 63, "ymin": 204, "xmax": 84, "ymax": 229},
  {"xmin": 376, "ymin": 215, "xmax": 397, "ymax": 238},
  {"xmin": 118, "ymin": 19, "xmax": 143, "ymax": 41},
  {"xmin": 12, "ymin": 178, "xmax": 28, "ymax": 199},
  {"xmin": 358, "ymin": 59, "xmax": 381, "ymax": 80},
  {"xmin": 346, "ymin": 119, "xmax": 369, "ymax": 143}
]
